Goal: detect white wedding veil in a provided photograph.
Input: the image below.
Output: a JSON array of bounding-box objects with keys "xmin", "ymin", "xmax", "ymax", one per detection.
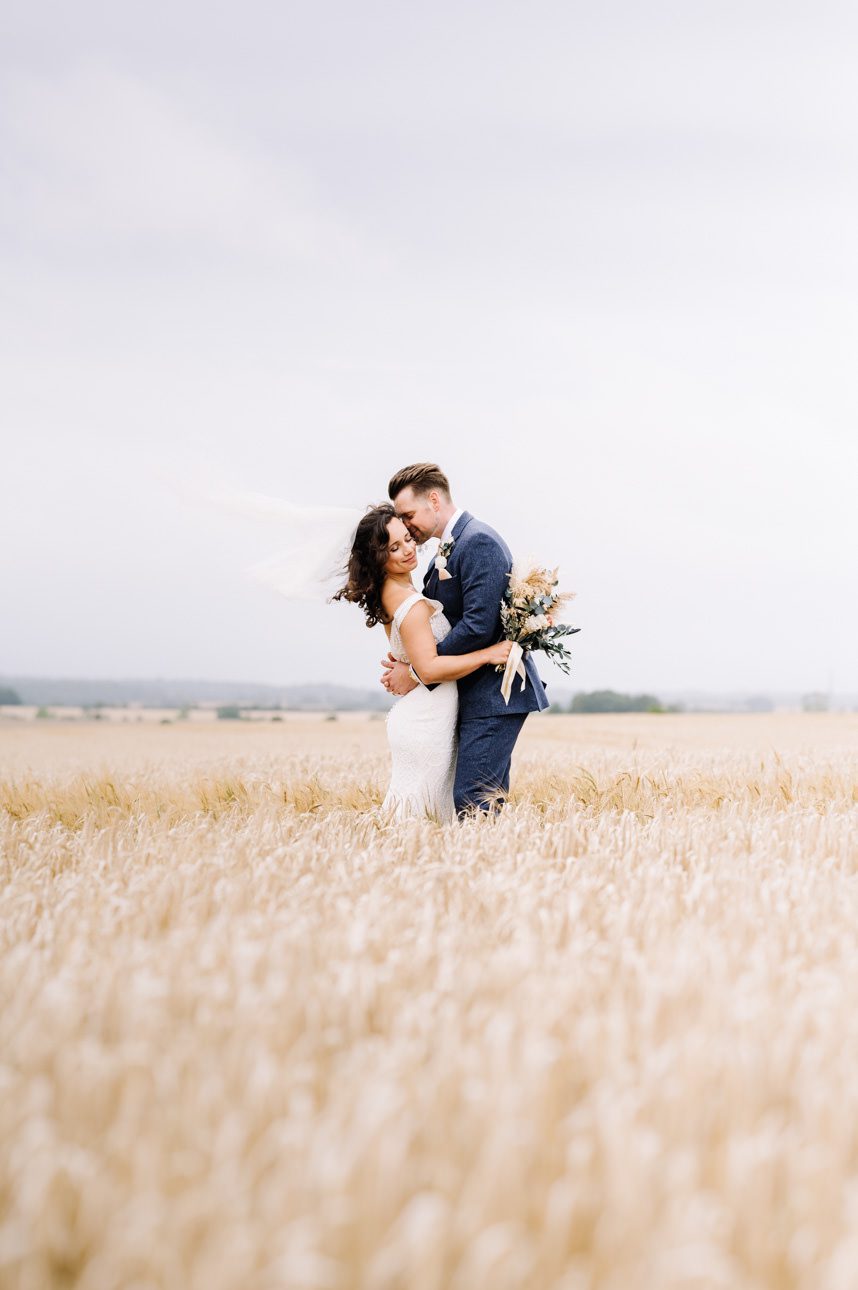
[{"xmin": 206, "ymin": 487, "xmax": 367, "ymax": 602}]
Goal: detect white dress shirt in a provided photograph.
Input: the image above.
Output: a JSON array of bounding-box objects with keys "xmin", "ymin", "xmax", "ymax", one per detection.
[{"xmin": 440, "ymin": 508, "xmax": 463, "ymax": 545}]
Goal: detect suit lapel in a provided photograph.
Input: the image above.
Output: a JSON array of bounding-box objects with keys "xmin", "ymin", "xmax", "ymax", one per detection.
[
  {"xmin": 451, "ymin": 511, "xmax": 473, "ymax": 543},
  {"xmin": 424, "ymin": 512, "xmax": 474, "ymax": 597}
]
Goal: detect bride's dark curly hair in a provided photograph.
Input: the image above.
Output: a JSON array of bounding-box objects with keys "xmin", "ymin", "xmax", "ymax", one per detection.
[{"xmin": 331, "ymin": 503, "xmax": 399, "ymax": 628}]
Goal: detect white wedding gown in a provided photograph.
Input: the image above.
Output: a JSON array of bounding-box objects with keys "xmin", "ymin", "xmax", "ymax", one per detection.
[{"xmin": 381, "ymin": 592, "xmax": 458, "ymax": 824}]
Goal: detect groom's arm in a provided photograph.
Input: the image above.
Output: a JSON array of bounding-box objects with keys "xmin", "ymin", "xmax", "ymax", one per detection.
[{"xmin": 435, "ymin": 533, "xmax": 507, "ymax": 656}]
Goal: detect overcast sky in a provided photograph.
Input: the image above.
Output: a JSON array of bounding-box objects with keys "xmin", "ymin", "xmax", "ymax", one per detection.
[{"xmin": 2, "ymin": 0, "xmax": 856, "ymax": 696}]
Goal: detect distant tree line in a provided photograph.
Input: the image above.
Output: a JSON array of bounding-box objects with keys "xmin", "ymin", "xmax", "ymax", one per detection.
[
  {"xmin": 0, "ymin": 685, "xmax": 683, "ymax": 715},
  {"xmin": 564, "ymin": 690, "xmax": 682, "ymax": 714}
]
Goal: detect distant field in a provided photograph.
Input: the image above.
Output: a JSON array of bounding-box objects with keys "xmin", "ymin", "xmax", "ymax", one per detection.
[{"xmin": 2, "ymin": 715, "xmax": 857, "ymax": 1289}]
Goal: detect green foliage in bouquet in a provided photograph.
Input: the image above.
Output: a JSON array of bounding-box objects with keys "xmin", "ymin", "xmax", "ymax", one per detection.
[{"xmin": 499, "ymin": 563, "xmax": 580, "ymax": 674}]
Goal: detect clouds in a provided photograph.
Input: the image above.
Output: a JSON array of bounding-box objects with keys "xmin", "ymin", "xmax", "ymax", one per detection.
[
  {"xmin": 1, "ymin": 66, "xmax": 362, "ymax": 267},
  {"xmin": 2, "ymin": 1, "xmax": 857, "ymax": 694}
]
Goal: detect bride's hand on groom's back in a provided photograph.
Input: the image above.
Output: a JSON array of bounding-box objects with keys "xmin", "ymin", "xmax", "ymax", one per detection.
[{"xmin": 380, "ymin": 654, "xmax": 419, "ymax": 696}]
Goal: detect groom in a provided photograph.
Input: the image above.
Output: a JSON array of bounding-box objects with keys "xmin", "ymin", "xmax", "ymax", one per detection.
[{"xmin": 381, "ymin": 462, "xmax": 549, "ymax": 816}]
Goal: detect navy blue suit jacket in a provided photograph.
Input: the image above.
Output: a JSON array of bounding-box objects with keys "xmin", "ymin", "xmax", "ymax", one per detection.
[{"xmin": 422, "ymin": 511, "xmax": 549, "ymax": 720}]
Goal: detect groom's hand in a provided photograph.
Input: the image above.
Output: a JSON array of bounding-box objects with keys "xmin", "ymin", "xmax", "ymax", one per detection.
[{"xmin": 380, "ymin": 654, "xmax": 418, "ymax": 696}]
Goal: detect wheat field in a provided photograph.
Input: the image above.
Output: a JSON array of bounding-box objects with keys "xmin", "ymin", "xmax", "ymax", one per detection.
[{"xmin": 2, "ymin": 713, "xmax": 857, "ymax": 1290}]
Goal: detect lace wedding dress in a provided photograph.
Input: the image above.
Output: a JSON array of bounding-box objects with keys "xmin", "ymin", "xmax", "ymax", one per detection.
[{"xmin": 382, "ymin": 592, "xmax": 458, "ymax": 824}]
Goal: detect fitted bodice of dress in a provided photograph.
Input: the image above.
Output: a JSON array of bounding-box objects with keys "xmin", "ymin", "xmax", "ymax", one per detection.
[
  {"xmin": 388, "ymin": 592, "xmax": 451, "ymax": 663},
  {"xmin": 382, "ymin": 592, "xmax": 458, "ymax": 824}
]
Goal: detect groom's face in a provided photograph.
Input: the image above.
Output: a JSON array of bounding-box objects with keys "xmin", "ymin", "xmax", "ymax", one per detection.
[{"xmin": 393, "ymin": 487, "xmax": 440, "ymax": 545}]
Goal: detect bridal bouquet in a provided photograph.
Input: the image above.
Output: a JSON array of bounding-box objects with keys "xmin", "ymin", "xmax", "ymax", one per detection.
[{"xmin": 497, "ymin": 561, "xmax": 580, "ymax": 703}]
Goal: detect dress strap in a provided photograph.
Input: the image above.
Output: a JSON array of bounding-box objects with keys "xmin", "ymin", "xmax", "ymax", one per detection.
[{"xmin": 392, "ymin": 592, "xmax": 424, "ymax": 631}]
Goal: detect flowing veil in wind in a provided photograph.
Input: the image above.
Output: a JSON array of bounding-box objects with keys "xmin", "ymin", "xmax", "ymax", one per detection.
[{"xmin": 207, "ymin": 488, "xmax": 366, "ymax": 602}]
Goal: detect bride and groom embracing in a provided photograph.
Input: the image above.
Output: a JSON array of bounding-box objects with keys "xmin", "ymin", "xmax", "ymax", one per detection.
[{"xmin": 334, "ymin": 462, "xmax": 549, "ymax": 822}]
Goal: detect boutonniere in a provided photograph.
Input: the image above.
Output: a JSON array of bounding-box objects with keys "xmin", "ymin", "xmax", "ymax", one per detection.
[{"xmin": 435, "ymin": 538, "xmax": 454, "ymax": 580}]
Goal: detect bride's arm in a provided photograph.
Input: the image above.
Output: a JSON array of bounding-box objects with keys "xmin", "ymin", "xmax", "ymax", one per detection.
[{"xmin": 399, "ymin": 602, "xmax": 512, "ymax": 683}]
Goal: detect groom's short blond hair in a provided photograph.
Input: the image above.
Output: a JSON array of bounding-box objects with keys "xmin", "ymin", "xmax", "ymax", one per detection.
[{"xmin": 388, "ymin": 463, "xmax": 451, "ymax": 500}]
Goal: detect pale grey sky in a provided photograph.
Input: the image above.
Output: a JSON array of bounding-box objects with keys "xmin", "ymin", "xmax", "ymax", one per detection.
[{"xmin": 2, "ymin": 0, "xmax": 856, "ymax": 694}]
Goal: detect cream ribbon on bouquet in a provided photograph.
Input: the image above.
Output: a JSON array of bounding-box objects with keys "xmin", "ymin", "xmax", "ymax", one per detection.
[
  {"xmin": 500, "ymin": 641, "xmax": 528, "ymax": 704},
  {"xmin": 494, "ymin": 559, "xmax": 578, "ymax": 704}
]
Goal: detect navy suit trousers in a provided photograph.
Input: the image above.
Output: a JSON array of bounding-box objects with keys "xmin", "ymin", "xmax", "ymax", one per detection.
[{"xmin": 454, "ymin": 714, "xmax": 528, "ymax": 817}]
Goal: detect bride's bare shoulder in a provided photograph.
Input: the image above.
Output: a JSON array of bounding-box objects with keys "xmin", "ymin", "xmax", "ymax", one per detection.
[{"xmin": 381, "ymin": 581, "xmax": 423, "ymax": 618}]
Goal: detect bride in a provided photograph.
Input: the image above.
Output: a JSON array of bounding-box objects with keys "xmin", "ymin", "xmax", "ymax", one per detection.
[{"xmin": 333, "ymin": 504, "xmax": 513, "ymax": 822}]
